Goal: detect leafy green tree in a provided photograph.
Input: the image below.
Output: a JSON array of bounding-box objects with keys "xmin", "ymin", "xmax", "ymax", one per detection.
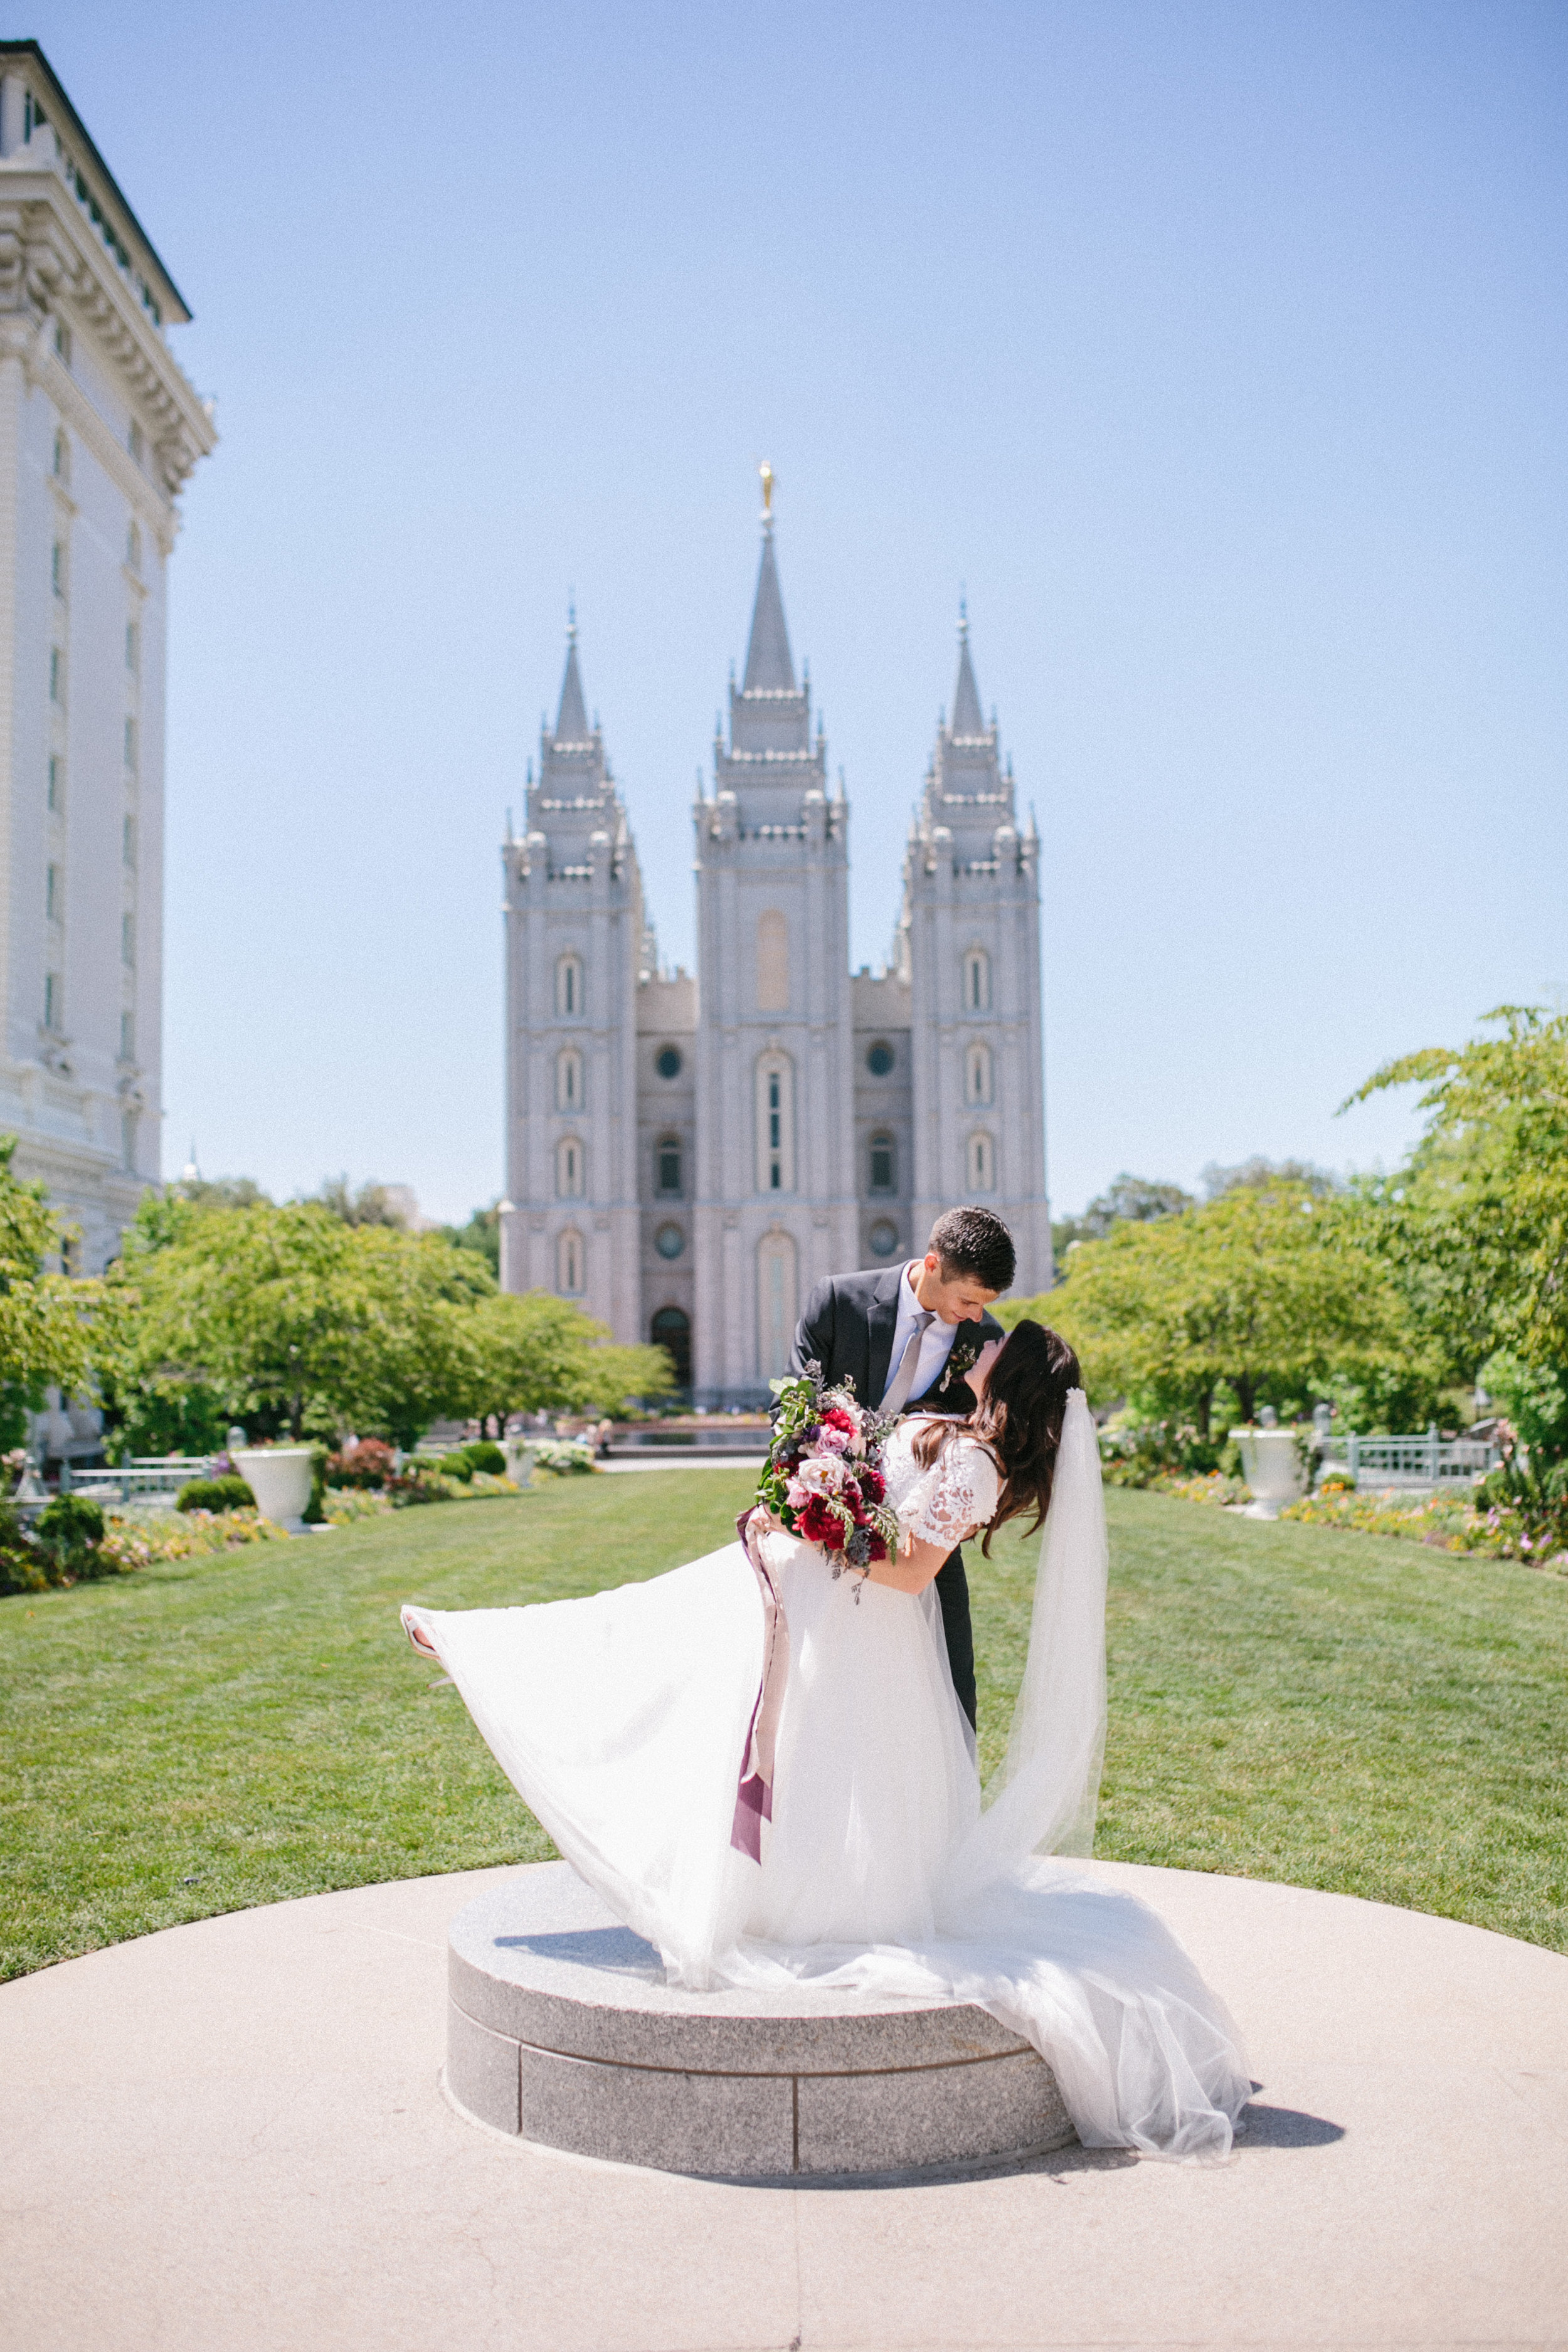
[
  {"xmin": 465, "ymin": 1292, "xmax": 672, "ymax": 1427},
  {"xmin": 0, "ymin": 1135, "xmax": 105, "ymax": 1447},
  {"xmin": 1200, "ymin": 1156, "xmax": 1340, "ymax": 1200},
  {"xmin": 1052, "ymin": 1172, "xmax": 1194, "ymax": 1273},
  {"xmin": 103, "ymin": 1201, "xmax": 491, "ymax": 1448},
  {"xmin": 441, "ymin": 1201, "xmax": 502, "ymax": 1278},
  {"xmin": 311, "ymin": 1174, "xmax": 410, "ymax": 1229},
  {"xmin": 1025, "ymin": 1180, "xmax": 1407, "ymax": 1431},
  {"xmin": 1346, "ymin": 1005, "xmax": 1568, "ymax": 1455}
]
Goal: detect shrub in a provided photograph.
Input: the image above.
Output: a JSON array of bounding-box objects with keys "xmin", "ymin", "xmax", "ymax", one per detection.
[
  {"xmin": 34, "ymin": 1493, "xmax": 109, "ymax": 1581},
  {"xmin": 460, "ymin": 1439, "xmax": 507, "ymax": 1476},
  {"xmin": 326, "ymin": 1438, "xmax": 396, "ymax": 1490},
  {"xmin": 1099, "ymin": 1419, "xmax": 1225, "ymax": 1488},
  {"xmin": 437, "ymin": 1451, "xmax": 474, "ymax": 1480},
  {"xmin": 531, "ymin": 1439, "xmax": 596, "ymax": 1477},
  {"xmin": 177, "ymin": 1474, "xmax": 256, "ymax": 1514}
]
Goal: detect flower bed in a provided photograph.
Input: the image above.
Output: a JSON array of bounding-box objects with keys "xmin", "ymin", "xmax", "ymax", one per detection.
[{"xmin": 1281, "ymin": 1487, "xmax": 1568, "ymax": 1572}]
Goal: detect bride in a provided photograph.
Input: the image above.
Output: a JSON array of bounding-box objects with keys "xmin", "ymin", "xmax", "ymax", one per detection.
[{"xmin": 401, "ymin": 1320, "xmax": 1251, "ymax": 2161}]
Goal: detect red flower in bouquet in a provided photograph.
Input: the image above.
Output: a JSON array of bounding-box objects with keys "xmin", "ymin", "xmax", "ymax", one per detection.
[
  {"xmin": 795, "ymin": 1494, "xmax": 844, "ymax": 1549},
  {"xmin": 821, "ymin": 1405, "xmax": 856, "ymax": 1436}
]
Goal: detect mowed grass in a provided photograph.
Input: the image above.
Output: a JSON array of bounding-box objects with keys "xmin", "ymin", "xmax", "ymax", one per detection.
[{"xmin": 3, "ymin": 1473, "xmax": 1565, "ymax": 1979}]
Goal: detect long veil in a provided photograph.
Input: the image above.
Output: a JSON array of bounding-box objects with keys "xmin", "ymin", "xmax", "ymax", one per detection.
[{"xmin": 941, "ymin": 1387, "xmax": 1108, "ymax": 1910}]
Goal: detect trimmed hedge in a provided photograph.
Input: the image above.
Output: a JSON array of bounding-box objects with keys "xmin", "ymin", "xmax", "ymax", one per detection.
[{"xmin": 177, "ymin": 1475, "xmax": 257, "ymax": 1515}]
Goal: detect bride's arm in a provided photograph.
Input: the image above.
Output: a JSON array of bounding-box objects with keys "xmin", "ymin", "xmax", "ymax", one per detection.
[{"xmin": 864, "ymin": 1527, "xmax": 975, "ymax": 1596}]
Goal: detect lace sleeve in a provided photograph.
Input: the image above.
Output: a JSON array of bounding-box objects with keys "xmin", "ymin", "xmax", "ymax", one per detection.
[{"xmin": 898, "ymin": 1439, "xmax": 1001, "ymax": 1550}]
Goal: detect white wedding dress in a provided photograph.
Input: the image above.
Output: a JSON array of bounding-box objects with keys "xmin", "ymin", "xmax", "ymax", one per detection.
[{"xmin": 402, "ymin": 1396, "xmax": 1250, "ymax": 2160}]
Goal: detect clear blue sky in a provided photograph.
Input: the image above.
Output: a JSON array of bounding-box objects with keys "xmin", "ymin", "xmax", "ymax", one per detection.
[{"xmin": 28, "ymin": 0, "xmax": 1567, "ymax": 1225}]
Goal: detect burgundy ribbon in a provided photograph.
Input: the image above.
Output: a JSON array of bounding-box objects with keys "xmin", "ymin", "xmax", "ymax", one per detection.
[{"xmin": 731, "ymin": 1508, "xmax": 790, "ymax": 1862}]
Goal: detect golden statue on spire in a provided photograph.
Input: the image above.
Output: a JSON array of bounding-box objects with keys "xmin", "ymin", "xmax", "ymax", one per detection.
[{"xmin": 759, "ymin": 460, "xmax": 775, "ymax": 517}]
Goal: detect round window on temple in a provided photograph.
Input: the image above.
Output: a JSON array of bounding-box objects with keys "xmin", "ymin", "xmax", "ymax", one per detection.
[
  {"xmin": 866, "ymin": 1041, "xmax": 895, "ymax": 1077},
  {"xmin": 655, "ymin": 1222, "xmax": 686, "ymax": 1261},
  {"xmin": 869, "ymin": 1219, "xmax": 899, "ymax": 1258},
  {"xmin": 655, "ymin": 1045, "xmax": 682, "ymax": 1080}
]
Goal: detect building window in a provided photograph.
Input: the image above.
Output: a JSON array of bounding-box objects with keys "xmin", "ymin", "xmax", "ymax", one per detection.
[
  {"xmin": 46, "ymin": 864, "xmax": 60, "ymax": 923},
  {"xmin": 868, "ymin": 1131, "xmax": 896, "ymax": 1194},
  {"xmin": 869, "ymin": 1218, "xmax": 899, "ymax": 1258},
  {"xmin": 125, "ymin": 621, "xmax": 139, "ymax": 674},
  {"xmin": 51, "ymin": 431, "xmax": 68, "ymax": 482},
  {"xmin": 654, "ymin": 1222, "xmax": 685, "ymax": 1261},
  {"xmin": 53, "ymin": 319, "xmax": 71, "ymax": 367},
  {"xmin": 650, "ymin": 1305, "xmax": 691, "ymax": 1389},
  {"xmin": 656, "ymin": 1135, "xmax": 682, "ymax": 1195},
  {"xmin": 49, "ymin": 647, "xmax": 61, "ymax": 702},
  {"xmin": 48, "ymin": 756, "xmax": 60, "ymax": 811},
  {"xmin": 556, "ymin": 1135, "xmax": 585, "ymax": 1199},
  {"xmin": 755, "ymin": 1052, "xmax": 794, "ymax": 1194},
  {"xmin": 967, "ymin": 1131, "xmax": 995, "ymax": 1192},
  {"xmin": 123, "ymin": 815, "xmax": 136, "ymax": 867},
  {"xmin": 655, "ymin": 1043, "xmax": 682, "ymax": 1080},
  {"xmin": 965, "ymin": 1041, "xmax": 993, "ymax": 1106},
  {"xmin": 51, "ymin": 541, "xmax": 64, "ymax": 598},
  {"xmin": 127, "ymin": 520, "xmax": 142, "ymax": 573},
  {"xmin": 556, "ymin": 1228, "xmax": 585, "ymax": 1296},
  {"xmin": 963, "ymin": 947, "xmax": 991, "ymax": 1013},
  {"xmin": 756, "ymin": 909, "xmax": 789, "ymax": 1013},
  {"xmin": 128, "ymin": 420, "xmax": 144, "ymax": 466},
  {"xmin": 124, "ymin": 718, "xmax": 138, "ymax": 771},
  {"xmin": 556, "ymin": 1045, "xmax": 583, "ymax": 1111},
  {"xmin": 756, "ymin": 1229, "xmax": 798, "ymax": 1382},
  {"xmin": 43, "ymin": 973, "xmax": 61, "ymax": 1032},
  {"xmin": 120, "ymin": 1010, "xmax": 135, "ymax": 1061},
  {"xmin": 866, "ymin": 1039, "xmax": 895, "ymax": 1077},
  {"xmin": 555, "ymin": 951, "xmax": 583, "ymax": 1018},
  {"xmin": 121, "ymin": 1111, "xmax": 137, "ymax": 1172},
  {"xmin": 121, "ymin": 912, "xmax": 135, "ymax": 967}
]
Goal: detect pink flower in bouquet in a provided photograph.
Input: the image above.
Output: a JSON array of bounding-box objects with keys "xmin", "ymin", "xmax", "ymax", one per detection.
[
  {"xmin": 815, "ymin": 1422, "xmax": 851, "ymax": 1456},
  {"xmin": 788, "ymin": 1454, "xmax": 849, "ymax": 1507}
]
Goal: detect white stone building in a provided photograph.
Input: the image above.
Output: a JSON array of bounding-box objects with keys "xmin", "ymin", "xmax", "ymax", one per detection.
[
  {"xmin": 0, "ymin": 43, "xmax": 213, "ymax": 1269},
  {"xmin": 501, "ymin": 508, "xmax": 1049, "ymax": 1404}
]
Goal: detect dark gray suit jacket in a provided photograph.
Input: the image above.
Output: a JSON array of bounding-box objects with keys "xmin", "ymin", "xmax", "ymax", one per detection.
[
  {"xmin": 786, "ymin": 1263, "xmax": 1005, "ymax": 1735},
  {"xmin": 788, "ymin": 1263, "xmax": 1005, "ymax": 1416}
]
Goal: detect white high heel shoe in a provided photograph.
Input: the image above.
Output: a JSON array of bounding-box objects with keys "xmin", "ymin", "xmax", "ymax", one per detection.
[{"xmin": 401, "ymin": 1606, "xmax": 439, "ymax": 1658}]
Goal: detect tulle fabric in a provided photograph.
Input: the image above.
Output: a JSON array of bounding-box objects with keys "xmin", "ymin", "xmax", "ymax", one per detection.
[{"xmin": 403, "ymin": 1391, "xmax": 1250, "ymax": 2161}]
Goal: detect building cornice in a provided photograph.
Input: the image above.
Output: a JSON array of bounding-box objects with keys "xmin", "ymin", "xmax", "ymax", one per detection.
[{"xmin": 0, "ymin": 164, "xmax": 215, "ymax": 500}]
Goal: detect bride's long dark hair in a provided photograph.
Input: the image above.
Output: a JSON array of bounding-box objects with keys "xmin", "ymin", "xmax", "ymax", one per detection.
[{"xmin": 911, "ymin": 1320, "xmax": 1082, "ymax": 1553}]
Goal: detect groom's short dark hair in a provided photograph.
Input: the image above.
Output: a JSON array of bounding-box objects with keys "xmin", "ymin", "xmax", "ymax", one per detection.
[{"xmin": 928, "ymin": 1207, "xmax": 1015, "ymax": 1294}]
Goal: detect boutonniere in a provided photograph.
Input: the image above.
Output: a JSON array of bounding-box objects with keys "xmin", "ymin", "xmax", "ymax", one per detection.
[{"xmin": 935, "ymin": 1337, "xmax": 984, "ymax": 1392}]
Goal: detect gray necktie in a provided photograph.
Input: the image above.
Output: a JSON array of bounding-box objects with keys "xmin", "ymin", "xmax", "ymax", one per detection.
[{"xmin": 881, "ymin": 1310, "xmax": 935, "ymax": 1414}]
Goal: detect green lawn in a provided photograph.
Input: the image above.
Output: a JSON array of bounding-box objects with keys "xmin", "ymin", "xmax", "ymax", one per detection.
[{"xmin": 3, "ymin": 1474, "xmax": 1564, "ymax": 1979}]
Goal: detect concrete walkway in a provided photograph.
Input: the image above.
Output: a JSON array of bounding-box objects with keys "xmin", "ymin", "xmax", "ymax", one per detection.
[{"xmin": 3, "ymin": 1861, "xmax": 1565, "ymax": 2351}]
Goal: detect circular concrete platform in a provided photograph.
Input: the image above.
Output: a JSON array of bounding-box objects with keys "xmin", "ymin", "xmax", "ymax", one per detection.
[
  {"xmin": 6, "ymin": 1860, "xmax": 1568, "ymax": 2351},
  {"xmin": 447, "ymin": 1861, "xmax": 1074, "ymax": 2178}
]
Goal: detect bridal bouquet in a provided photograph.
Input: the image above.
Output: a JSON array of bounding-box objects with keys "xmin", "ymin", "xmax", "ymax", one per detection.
[{"xmin": 753, "ymin": 1362, "xmax": 902, "ymax": 1576}]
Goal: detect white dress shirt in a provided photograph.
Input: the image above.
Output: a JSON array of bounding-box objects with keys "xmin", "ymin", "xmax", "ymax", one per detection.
[{"xmin": 884, "ymin": 1260, "xmax": 960, "ymax": 1409}]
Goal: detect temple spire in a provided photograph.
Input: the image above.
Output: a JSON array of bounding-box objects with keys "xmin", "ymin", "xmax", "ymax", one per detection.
[
  {"xmin": 742, "ymin": 472, "xmax": 797, "ymax": 692},
  {"xmin": 951, "ymin": 600, "xmax": 985, "ymax": 738},
  {"xmin": 554, "ymin": 608, "xmax": 591, "ymax": 743}
]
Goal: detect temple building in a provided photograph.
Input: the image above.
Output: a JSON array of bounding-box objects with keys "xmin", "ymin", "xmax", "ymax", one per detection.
[
  {"xmin": 0, "ymin": 43, "xmax": 214, "ymax": 1266},
  {"xmin": 499, "ymin": 494, "xmax": 1050, "ymax": 1404}
]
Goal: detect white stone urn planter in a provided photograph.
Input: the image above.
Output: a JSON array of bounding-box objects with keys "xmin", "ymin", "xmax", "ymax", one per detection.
[
  {"xmin": 502, "ymin": 1438, "xmax": 539, "ymax": 1490},
  {"xmin": 1231, "ymin": 1428, "xmax": 1305, "ymax": 1520},
  {"xmin": 232, "ymin": 1446, "xmax": 315, "ymax": 1532}
]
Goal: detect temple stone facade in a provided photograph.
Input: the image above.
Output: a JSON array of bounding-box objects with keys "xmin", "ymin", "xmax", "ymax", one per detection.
[
  {"xmin": 0, "ymin": 43, "xmax": 214, "ymax": 1268},
  {"xmin": 501, "ymin": 509, "xmax": 1050, "ymax": 1406}
]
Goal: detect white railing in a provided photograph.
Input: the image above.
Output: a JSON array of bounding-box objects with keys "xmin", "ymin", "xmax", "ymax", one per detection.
[
  {"xmin": 70, "ymin": 1456, "xmax": 216, "ymax": 1501},
  {"xmin": 1320, "ymin": 1431, "xmax": 1500, "ymax": 1488}
]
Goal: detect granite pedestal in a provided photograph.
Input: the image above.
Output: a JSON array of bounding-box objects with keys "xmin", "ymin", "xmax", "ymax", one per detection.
[{"xmin": 447, "ymin": 1860, "xmax": 1076, "ymax": 2180}]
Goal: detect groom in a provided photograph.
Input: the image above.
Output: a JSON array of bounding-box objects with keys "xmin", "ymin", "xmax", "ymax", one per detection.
[{"xmin": 787, "ymin": 1205, "xmax": 1016, "ymax": 1732}]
